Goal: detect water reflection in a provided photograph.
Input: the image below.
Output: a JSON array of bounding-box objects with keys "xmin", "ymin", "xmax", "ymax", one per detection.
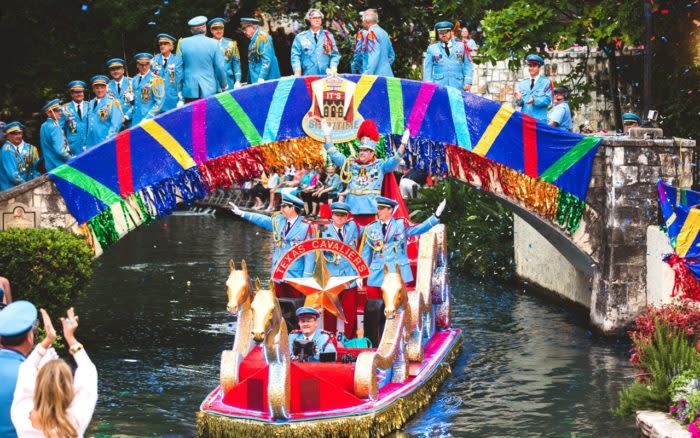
[{"xmin": 78, "ymin": 216, "xmax": 635, "ymax": 436}]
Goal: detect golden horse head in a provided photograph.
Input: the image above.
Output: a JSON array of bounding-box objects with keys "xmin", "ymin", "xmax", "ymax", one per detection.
[
  {"xmin": 250, "ymin": 279, "xmax": 278, "ymax": 344},
  {"xmin": 226, "ymin": 259, "xmax": 252, "ymax": 314},
  {"xmin": 381, "ymin": 263, "xmax": 407, "ymax": 320}
]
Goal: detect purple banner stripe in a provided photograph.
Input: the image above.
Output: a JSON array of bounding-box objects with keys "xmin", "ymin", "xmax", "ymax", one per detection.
[
  {"xmin": 406, "ymin": 82, "xmax": 437, "ymax": 136},
  {"xmin": 192, "ymin": 100, "xmax": 207, "ymax": 164}
]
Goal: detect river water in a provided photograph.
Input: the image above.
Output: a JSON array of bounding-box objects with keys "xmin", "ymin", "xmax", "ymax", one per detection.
[{"xmin": 78, "ymin": 215, "xmax": 637, "ymax": 437}]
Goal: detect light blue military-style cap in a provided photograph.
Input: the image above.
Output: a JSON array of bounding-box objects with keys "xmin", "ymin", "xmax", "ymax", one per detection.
[
  {"xmin": 68, "ymin": 80, "xmax": 87, "ymax": 92},
  {"xmin": 240, "ymin": 17, "xmax": 260, "ymax": 27},
  {"xmin": 0, "ymin": 301, "xmax": 37, "ymax": 337},
  {"xmin": 4, "ymin": 121, "xmax": 25, "ymax": 134},
  {"xmin": 208, "ymin": 17, "xmax": 226, "ymax": 29},
  {"xmin": 281, "ymin": 193, "xmax": 305, "ymax": 209},
  {"xmin": 295, "ymin": 306, "xmax": 320, "ymax": 318},
  {"xmin": 188, "ymin": 16, "xmax": 208, "ymax": 27},
  {"xmin": 622, "ymin": 113, "xmax": 642, "ymax": 125},
  {"xmin": 106, "ymin": 58, "xmax": 126, "ymax": 69},
  {"xmin": 434, "ymin": 21, "xmax": 453, "ymax": 31},
  {"xmin": 157, "ymin": 33, "xmax": 177, "ymax": 44},
  {"xmin": 330, "ymin": 202, "xmax": 351, "ymax": 215},
  {"xmin": 525, "ymin": 54, "xmax": 545, "ymax": 65},
  {"xmin": 375, "ymin": 196, "xmax": 398, "ymax": 209},
  {"xmin": 133, "ymin": 52, "xmax": 154, "ymax": 64},
  {"xmin": 90, "ymin": 75, "xmax": 109, "ymax": 86},
  {"xmin": 41, "ymin": 99, "xmax": 62, "ymax": 113}
]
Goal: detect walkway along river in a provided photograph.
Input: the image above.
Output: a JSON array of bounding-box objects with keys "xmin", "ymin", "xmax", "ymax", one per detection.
[{"xmin": 78, "ymin": 215, "xmax": 637, "ymax": 436}]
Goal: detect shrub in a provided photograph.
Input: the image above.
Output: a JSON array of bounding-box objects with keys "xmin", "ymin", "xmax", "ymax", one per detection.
[{"xmin": 0, "ymin": 228, "xmax": 93, "ymax": 315}]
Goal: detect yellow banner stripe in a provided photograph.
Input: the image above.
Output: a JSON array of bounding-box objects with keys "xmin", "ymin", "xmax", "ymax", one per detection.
[
  {"xmin": 472, "ymin": 105, "xmax": 515, "ymax": 157},
  {"xmin": 676, "ymin": 208, "xmax": 700, "ymax": 257},
  {"xmin": 354, "ymin": 75, "xmax": 378, "ymax": 113},
  {"xmin": 140, "ymin": 120, "xmax": 196, "ymax": 169}
]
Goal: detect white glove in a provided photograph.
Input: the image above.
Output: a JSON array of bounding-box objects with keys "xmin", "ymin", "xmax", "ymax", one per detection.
[
  {"xmin": 257, "ymin": 78, "xmax": 265, "ymax": 84},
  {"xmin": 233, "ymin": 81, "xmax": 242, "ymax": 90},
  {"xmin": 228, "ymin": 202, "xmax": 243, "ymax": 216},
  {"xmin": 401, "ymin": 128, "xmax": 411, "ymax": 146},
  {"xmin": 176, "ymin": 100, "xmax": 184, "ymax": 108},
  {"xmin": 321, "ymin": 119, "xmax": 333, "ymax": 138},
  {"xmin": 38, "ymin": 347, "xmax": 59, "ymax": 369},
  {"xmin": 435, "ymin": 199, "xmax": 447, "ymax": 218},
  {"xmin": 356, "ymin": 278, "xmax": 363, "ymax": 288}
]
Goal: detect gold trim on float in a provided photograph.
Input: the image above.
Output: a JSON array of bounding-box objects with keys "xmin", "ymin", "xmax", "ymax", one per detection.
[{"xmin": 196, "ymin": 336, "xmax": 462, "ymax": 438}]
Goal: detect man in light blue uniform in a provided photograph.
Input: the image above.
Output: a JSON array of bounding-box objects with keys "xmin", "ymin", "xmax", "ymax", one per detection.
[
  {"xmin": 86, "ymin": 75, "xmax": 123, "ymax": 148},
  {"xmin": 178, "ymin": 16, "xmax": 228, "ymax": 102},
  {"xmin": 0, "ymin": 301, "xmax": 37, "ymax": 437},
  {"xmin": 354, "ymin": 9, "xmax": 395, "ymax": 76},
  {"xmin": 130, "ymin": 53, "xmax": 165, "ymax": 126},
  {"xmin": 288, "ymin": 307, "xmax": 336, "ymax": 362},
  {"xmin": 360, "ymin": 196, "xmax": 445, "ymax": 297},
  {"xmin": 291, "ymin": 8, "xmax": 340, "ymax": 76},
  {"xmin": 514, "ymin": 54, "xmax": 553, "ymax": 123},
  {"xmin": 40, "ymin": 99, "xmax": 72, "ymax": 171},
  {"xmin": 548, "ymin": 86, "xmax": 573, "ymax": 131},
  {"xmin": 152, "ymin": 34, "xmax": 184, "ymax": 111},
  {"xmin": 229, "ymin": 193, "xmax": 314, "ymax": 297},
  {"xmin": 322, "ymin": 118, "xmax": 408, "ymax": 215},
  {"xmin": 62, "ymin": 81, "xmax": 89, "ymax": 155},
  {"xmin": 208, "ymin": 18, "xmax": 242, "ymax": 90},
  {"xmin": 423, "ymin": 21, "xmax": 473, "ymax": 91},
  {"xmin": 106, "ymin": 58, "xmax": 134, "ymax": 129},
  {"xmin": 0, "ymin": 122, "xmax": 39, "ymax": 191},
  {"xmin": 241, "ymin": 18, "xmax": 281, "ymax": 83},
  {"xmin": 622, "ymin": 112, "xmax": 641, "ymax": 134}
]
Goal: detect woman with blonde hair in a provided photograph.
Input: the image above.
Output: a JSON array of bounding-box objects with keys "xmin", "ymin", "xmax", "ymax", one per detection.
[{"xmin": 11, "ymin": 307, "xmax": 97, "ymax": 437}]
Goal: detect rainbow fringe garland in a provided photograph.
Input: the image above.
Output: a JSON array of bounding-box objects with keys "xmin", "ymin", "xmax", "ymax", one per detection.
[{"xmin": 83, "ymin": 137, "xmax": 586, "ymax": 253}]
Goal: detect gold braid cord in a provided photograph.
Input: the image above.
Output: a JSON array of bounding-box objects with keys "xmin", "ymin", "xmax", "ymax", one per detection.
[
  {"xmin": 354, "ymin": 266, "xmax": 410, "ymax": 400},
  {"xmin": 259, "ymin": 138, "xmax": 326, "ymax": 174},
  {"xmin": 220, "ymin": 260, "xmax": 255, "ymax": 392},
  {"xmin": 196, "ymin": 339, "xmax": 462, "ymax": 438}
]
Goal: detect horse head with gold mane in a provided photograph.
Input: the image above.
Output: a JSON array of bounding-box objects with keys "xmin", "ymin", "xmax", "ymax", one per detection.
[
  {"xmin": 250, "ymin": 278, "xmax": 290, "ymax": 419},
  {"xmin": 354, "ymin": 264, "xmax": 411, "ymax": 400},
  {"xmin": 220, "ymin": 260, "xmax": 255, "ymax": 392}
]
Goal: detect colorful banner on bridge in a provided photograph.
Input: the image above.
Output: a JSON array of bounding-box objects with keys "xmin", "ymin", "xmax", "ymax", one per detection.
[
  {"xmin": 658, "ymin": 179, "xmax": 700, "ymax": 301},
  {"xmin": 48, "ymin": 75, "xmax": 602, "ymax": 251}
]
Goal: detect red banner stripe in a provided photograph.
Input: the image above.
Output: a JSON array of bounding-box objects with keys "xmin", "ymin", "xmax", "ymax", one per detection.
[
  {"xmin": 116, "ymin": 130, "xmax": 134, "ymax": 197},
  {"xmin": 522, "ymin": 114, "xmax": 538, "ymax": 178}
]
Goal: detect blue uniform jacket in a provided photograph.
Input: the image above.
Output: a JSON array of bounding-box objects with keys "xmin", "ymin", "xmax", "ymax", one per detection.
[
  {"xmin": 548, "ymin": 101, "xmax": 573, "ymax": 131},
  {"xmin": 320, "ymin": 221, "xmax": 362, "ymax": 288},
  {"xmin": 515, "ymin": 75, "xmax": 553, "ymax": 123},
  {"xmin": 423, "ymin": 38, "xmax": 473, "ymax": 89},
  {"xmin": 107, "ymin": 77, "xmax": 133, "ymax": 126},
  {"xmin": 152, "ymin": 53, "xmax": 184, "ymax": 111},
  {"xmin": 248, "ymin": 28, "xmax": 281, "ymax": 82},
  {"xmin": 62, "ymin": 101, "xmax": 89, "ymax": 155},
  {"xmin": 240, "ymin": 211, "xmax": 315, "ymax": 278},
  {"xmin": 0, "ymin": 141, "xmax": 39, "ymax": 190},
  {"xmin": 353, "ymin": 24, "xmax": 395, "ymax": 76},
  {"xmin": 289, "ymin": 329, "xmax": 336, "ymax": 361},
  {"xmin": 129, "ymin": 71, "xmax": 165, "ymax": 126},
  {"xmin": 214, "ymin": 37, "xmax": 242, "ymax": 88},
  {"xmin": 178, "ymin": 34, "xmax": 228, "ymax": 99},
  {"xmin": 291, "ymin": 29, "xmax": 340, "ymax": 75},
  {"xmin": 324, "ymin": 142, "xmax": 400, "ymax": 215},
  {"xmin": 361, "ymin": 215, "xmax": 439, "ymax": 287},
  {"xmin": 0, "ymin": 348, "xmax": 25, "ymax": 437},
  {"xmin": 86, "ymin": 95, "xmax": 123, "ymax": 148},
  {"xmin": 40, "ymin": 119, "xmax": 71, "ymax": 171}
]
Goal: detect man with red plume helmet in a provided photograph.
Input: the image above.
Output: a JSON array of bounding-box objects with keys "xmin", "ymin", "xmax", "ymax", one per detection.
[{"xmin": 321, "ymin": 118, "xmax": 409, "ymax": 215}]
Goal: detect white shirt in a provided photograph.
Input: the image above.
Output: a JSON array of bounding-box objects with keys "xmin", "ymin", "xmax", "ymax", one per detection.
[{"xmin": 11, "ymin": 346, "xmax": 98, "ymax": 437}]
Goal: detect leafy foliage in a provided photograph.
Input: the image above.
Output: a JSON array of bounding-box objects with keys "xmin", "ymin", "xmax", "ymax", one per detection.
[
  {"xmin": 0, "ymin": 228, "xmax": 93, "ymax": 315},
  {"xmin": 408, "ymin": 179, "xmax": 513, "ymax": 280}
]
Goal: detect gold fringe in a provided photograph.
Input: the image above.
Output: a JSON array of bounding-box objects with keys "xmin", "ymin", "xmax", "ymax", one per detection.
[
  {"xmin": 499, "ymin": 166, "xmax": 559, "ymax": 220},
  {"xmin": 196, "ymin": 335, "xmax": 462, "ymax": 437},
  {"xmin": 259, "ymin": 138, "xmax": 326, "ymax": 173}
]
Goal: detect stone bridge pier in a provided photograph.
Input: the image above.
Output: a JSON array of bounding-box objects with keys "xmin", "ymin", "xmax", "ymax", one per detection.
[{"xmin": 513, "ymin": 135, "xmax": 695, "ymax": 334}]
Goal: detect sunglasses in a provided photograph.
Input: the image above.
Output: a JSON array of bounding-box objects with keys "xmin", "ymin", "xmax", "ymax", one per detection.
[{"xmin": 159, "ymin": 42, "xmax": 172, "ymax": 45}]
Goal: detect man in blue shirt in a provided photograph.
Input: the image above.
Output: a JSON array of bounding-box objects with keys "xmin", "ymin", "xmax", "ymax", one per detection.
[
  {"xmin": 291, "ymin": 8, "xmax": 340, "ymax": 76},
  {"xmin": 0, "ymin": 301, "xmax": 37, "ymax": 437},
  {"xmin": 106, "ymin": 58, "xmax": 134, "ymax": 129},
  {"xmin": 40, "ymin": 99, "xmax": 72, "ymax": 171},
  {"xmin": 129, "ymin": 53, "xmax": 165, "ymax": 126},
  {"xmin": 514, "ymin": 54, "xmax": 553, "ymax": 123},
  {"xmin": 423, "ymin": 21, "xmax": 473, "ymax": 91},
  {"xmin": 0, "ymin": 122, "xmax": 39, "ymax": 191},
  {"xmin": 547, "ymin": 86, "xmax": 573, "ymax": 131},
  {"xmin": 178, "ymin": 16, "xmax": 228, "ymax": 102},
  {"xmin": 152, "ymin": 34, "xmax": 184, "ymax": 111},
  {"xmin": 241, "ymin": 18, "xmax": 281, "ymax": 83},
  {"xmin": 208, "ymin": 18, "xmax": 242, "ymax": 90},
  {"xmin": 353, "ymin": 9, "xmax": 395, "ymax": 76},
  {"xmin": 62, "ymin": 81, "xmax": 89, "ymax": 155},
  {"xmin": 86, "ymin": 75, "xmax": 123, "ymax": 148},
  {"xmin": 288, "ymin": 307, "xmax": 336, "ymax": 362}
]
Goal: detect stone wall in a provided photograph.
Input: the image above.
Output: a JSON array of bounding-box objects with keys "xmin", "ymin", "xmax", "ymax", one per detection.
[{"xmin": 471, "ymin": 50, "xmax": 643, "ymax": 132}]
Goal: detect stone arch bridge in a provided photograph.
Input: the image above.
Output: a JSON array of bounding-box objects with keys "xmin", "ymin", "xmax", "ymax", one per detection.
[{"xmin": 0, "ymin": 75, "xmax": 693, "ymax": 334}]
